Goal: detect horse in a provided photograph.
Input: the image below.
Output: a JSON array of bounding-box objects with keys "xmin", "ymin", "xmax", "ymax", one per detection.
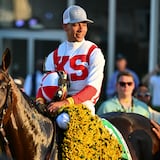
[
  {"xmin": 0, "ymin": 48, "xmax": 55, "ymax": 160},
  {"xmin": 0, "ymin": 48, "xmax": 159, "ymax": 160},
  {"xmin": 101, "ymin": 112, "xmax": 160, "ymax": 160}
]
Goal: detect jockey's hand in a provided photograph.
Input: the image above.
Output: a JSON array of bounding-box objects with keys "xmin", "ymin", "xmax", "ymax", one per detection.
[
  {"xmin": 151, "ymin": 120, "xmax": 160, "ymax": 139},
  {"xmin": 47, "ymin": 100, "xmax": 69, "ymax": 113}
]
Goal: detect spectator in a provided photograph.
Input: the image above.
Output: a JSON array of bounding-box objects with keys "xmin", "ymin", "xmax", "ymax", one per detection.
[
  {"xmin": 24, "ymin": 59, "xmax": 44, "ymax": 98},
  {"xmin": 36, "ymin": 5, "xmax": 105, "ymax": 115},
  {"xmin": 134, "ymin": 83, "xmax": 151, "ymax": 106},
  {"xmin": 97, "ymin": 71, "xmax": 150, "ymax": 118},
  {"xmin": 135, "ymin": 83, "xmax": 160, "ymax": 123},
  {"xmin": 106, "ymin": 53, "xmax": 140, "ymax": 99},
  {"xmin": 142, "ymin": 63, "xmax": 160, "ymax": 111}
]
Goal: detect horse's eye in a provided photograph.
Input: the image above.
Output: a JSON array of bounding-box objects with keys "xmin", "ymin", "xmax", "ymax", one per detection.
[
  {"xmin": 2, "ymin": 86, "xmax": 6, "ymax": 89},
  {"xmin": 0, "ymin": 81, "xmax": 7, "ymax": 90},
  {"xmin": 0, "ymin": 85, "xmax": 5, "ymax": 90}
]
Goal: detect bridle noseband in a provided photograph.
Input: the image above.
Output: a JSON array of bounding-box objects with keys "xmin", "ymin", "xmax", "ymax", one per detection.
[
  {"xmin": 0, "ymin": 70, "xmax": 13, "ymax": 159},
  {"xmin": 0, "ymin": 71, "xmax": 12, "ymax": 123}
]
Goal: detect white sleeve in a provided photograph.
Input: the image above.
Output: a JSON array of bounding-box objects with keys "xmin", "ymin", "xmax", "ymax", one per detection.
[
  {"xmin": 45, "ymin": 52, "xmax": 55, "ymax": 71},
  {"xmin": 87, "ymin": 48, "xmax": 105, "ymax": 90}
]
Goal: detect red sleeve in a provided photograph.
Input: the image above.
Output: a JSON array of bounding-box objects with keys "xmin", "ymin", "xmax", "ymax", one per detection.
[
  {"xmin": 36, "ymin": 88, "xmax": 42, "ymax": 99},
  {"xmin": 72, "ymin": 85, "xmax": 97, "ymax": 104},
  {"xmin": 36, "ymin": 88, "xmax": 46, "ymax": 103}
]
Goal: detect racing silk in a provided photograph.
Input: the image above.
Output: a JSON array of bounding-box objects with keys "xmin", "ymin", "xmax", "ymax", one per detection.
[{"xmin": 44, "ymin": 39, "xmax": 105, "ymax": 114}]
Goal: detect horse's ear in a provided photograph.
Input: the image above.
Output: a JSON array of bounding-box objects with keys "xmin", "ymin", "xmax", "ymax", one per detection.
[{"xmin": 1, "ymin": 48, "xmax": 11, "ymax": 71}]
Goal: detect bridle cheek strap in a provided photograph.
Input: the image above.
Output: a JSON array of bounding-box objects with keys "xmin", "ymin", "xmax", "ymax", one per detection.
[
  {"xmin": 0, "ymin": 81, "xmax": 13, "ymax": 159},
  {"xmin": 1, "ymin": 82, "xmax": 13, "ymax": 126}
]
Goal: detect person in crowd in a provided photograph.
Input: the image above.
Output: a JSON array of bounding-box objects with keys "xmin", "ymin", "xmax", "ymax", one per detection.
[
  {"xmin": 97, "ymin": 71, "xmax": 150, "ymax": 118},
  {"xmin": 134, "ymin": 83, "xmax": 152, "ymax": 106},
  {"xmin": 36, "ymin": 5, "xmax": 105, "ymax": 115},
  {"xmin": 142, "ymin": 63, "xmax": 160, "ymax": 111},
  {"xmin": 24, "ymin": 59, "xmax": 44, "ymax": 98},
  {"xmin": 106, "ymin": 53, "xmax": 140, "ymax": 99},
  {"xmin": 134, "ymin": 83, "xmax": 160, "ymax": 123}
]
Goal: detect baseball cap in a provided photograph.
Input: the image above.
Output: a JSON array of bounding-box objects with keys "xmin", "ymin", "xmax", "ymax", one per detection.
[{"xmin": 63, "ymin": 5, "xmax": 94, "ymax": 24}]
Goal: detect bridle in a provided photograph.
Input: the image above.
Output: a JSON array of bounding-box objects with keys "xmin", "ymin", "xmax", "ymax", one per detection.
[
  {"xmin": 0, "ymin": 70, "xmax": 12, "ymax": 122},
  {"xmin": 0, "ymin": 69, "xmax": 13, "ymax": 159}
]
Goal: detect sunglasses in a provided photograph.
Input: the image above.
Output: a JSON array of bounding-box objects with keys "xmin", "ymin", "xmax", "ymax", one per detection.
[
  {"xmin": 118, "ymin": 82, "xmax": 133, "ymax": 87},
  {"xmin": 137, "ymin": 92, "xmax": 151, "ymax": 98}
]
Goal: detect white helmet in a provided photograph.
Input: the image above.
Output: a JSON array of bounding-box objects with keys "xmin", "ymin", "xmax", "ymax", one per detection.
[{"xmin": 41, "ymin": 71, "xmax": 68, "ymax": 102}]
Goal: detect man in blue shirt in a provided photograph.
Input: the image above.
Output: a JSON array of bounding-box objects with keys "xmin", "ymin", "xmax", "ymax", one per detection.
[{"xmin": 106, "ymin": 54, "xmax": 139, "ymax": 99}]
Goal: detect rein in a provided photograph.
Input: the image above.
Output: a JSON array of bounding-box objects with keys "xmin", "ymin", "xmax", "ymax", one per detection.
[{"xmin": 0, "ymin": 70, "xmax": 13, "ymax": 159}]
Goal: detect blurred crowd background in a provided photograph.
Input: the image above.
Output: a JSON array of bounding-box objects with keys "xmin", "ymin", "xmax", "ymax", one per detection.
[{"xmin": 0, "ymin": 0, "xmax": 160, "ymax": 112}]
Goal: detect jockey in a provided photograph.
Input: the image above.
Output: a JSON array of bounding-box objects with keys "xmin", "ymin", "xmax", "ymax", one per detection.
[{"xmin": 36, "ymin": 5, "xmax": 105, "ymax": 115}]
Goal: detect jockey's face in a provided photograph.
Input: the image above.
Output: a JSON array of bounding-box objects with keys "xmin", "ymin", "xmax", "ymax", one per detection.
[{"xmin": 63, "ymin": 22, "xmax": 88, "ymax": 42}]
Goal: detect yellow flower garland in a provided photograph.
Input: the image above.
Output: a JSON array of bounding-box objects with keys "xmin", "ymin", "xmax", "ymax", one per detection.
[{"xmin": 58, "ymin": 104, "xmax": 122, "ymax": 160}]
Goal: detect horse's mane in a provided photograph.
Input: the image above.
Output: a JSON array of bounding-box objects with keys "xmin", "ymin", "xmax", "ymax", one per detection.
[{"xmin": 7, "ymin": 76, "xmax": 54, "ymax": 159}]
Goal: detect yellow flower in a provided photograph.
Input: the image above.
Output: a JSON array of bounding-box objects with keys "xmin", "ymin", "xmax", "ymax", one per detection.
[{"xmin": 58, "ymin": 104, "xmax": 122, "ymax": 160}]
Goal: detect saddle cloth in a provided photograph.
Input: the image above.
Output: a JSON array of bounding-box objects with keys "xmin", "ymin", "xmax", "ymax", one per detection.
[{"xmin": 101, "ymin": 118, "xmax": 132, "ymax": 160}]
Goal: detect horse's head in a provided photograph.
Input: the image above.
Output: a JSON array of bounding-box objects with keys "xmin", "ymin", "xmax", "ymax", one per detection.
[{"xmin": 0, "ymin": 48, "xmax": 12, "ymax": 120}]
